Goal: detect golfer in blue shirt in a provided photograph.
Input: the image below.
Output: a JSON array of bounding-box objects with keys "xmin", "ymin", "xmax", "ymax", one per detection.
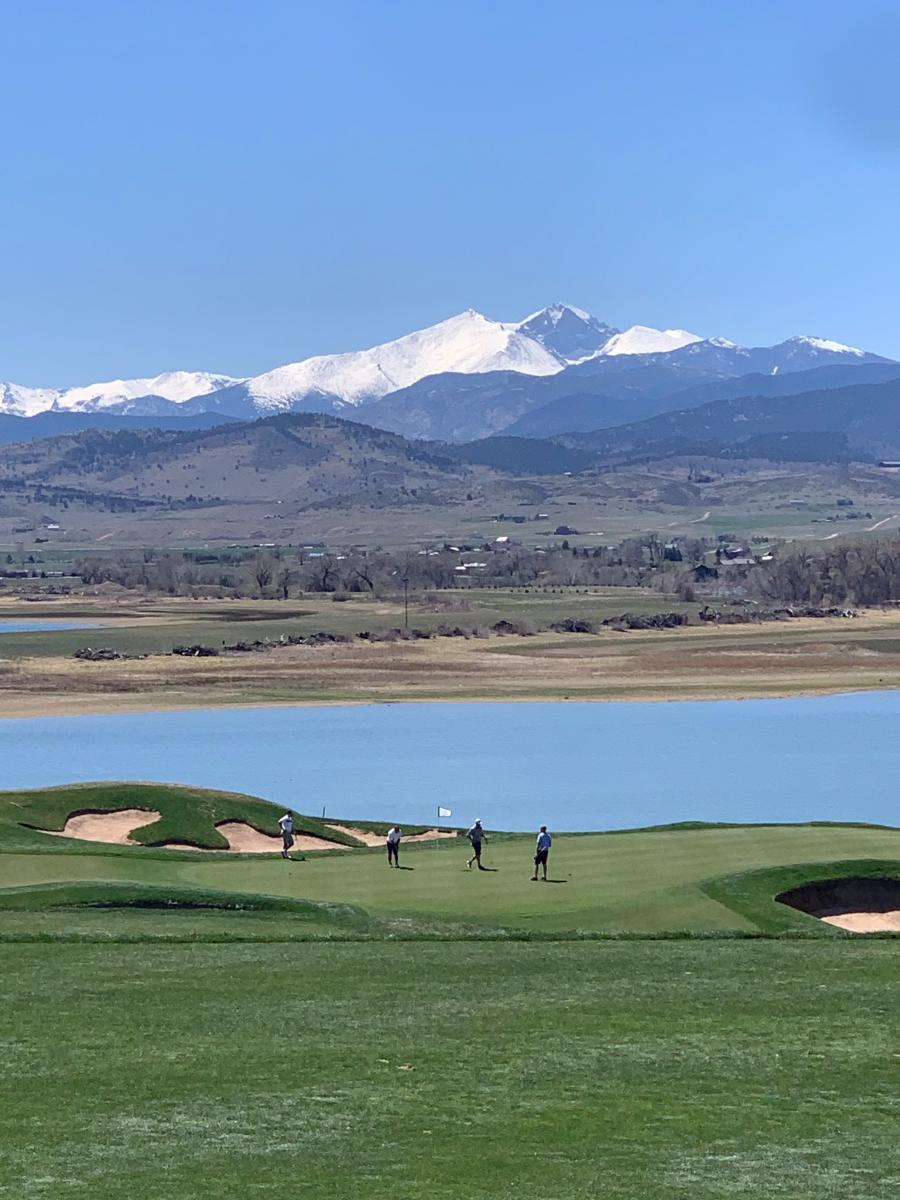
[{"xmin": 532, "ymin": 826, "xmax": 552, "ymax": 881}]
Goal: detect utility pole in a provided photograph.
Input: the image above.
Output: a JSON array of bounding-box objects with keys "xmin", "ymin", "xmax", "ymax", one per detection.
[{"xmin": 402, "ymin": 573, "xmax": 409, "ymax": 629}]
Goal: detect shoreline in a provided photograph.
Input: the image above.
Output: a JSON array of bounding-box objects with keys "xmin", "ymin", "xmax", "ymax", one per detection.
[{"xmin": 1, "ymin": 677, "xmax": 898, "ymax": 721}]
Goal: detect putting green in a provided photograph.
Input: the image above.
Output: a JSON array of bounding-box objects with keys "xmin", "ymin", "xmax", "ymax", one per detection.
[{"xmin": 4, "ymin": 784, "xmax": 900, "ymax": 932}]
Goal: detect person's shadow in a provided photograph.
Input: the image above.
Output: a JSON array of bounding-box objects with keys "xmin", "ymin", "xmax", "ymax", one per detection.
[{"xmin": 395, "ymin": 865, "xmax": 415, "ymax": 871}]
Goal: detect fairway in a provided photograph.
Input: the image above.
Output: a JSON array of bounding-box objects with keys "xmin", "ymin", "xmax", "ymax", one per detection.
[{"xmin": 4, "ymin": 940, "xmax": 900, "ymax": 1199}]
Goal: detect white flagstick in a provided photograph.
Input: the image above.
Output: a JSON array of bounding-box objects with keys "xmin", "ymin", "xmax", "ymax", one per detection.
[{"xmin": 437, "ymin": 806, "xmax": 452, "ymax": 850}]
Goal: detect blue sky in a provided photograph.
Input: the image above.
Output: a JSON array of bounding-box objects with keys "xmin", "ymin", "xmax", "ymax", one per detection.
[{"xmin": 2, "ymin": 0, "xmax": 900, "ymax": 384}]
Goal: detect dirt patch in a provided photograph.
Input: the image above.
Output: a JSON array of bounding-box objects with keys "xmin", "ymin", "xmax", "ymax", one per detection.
[
  {"xmin": 777, "ymin": 876, "xmax": 900, "ymax": 933},
  {"xmin": 38, "ymin": 808, "xmax": 162, "ymax": 845},
  {"xmin": 215, "ymin": 821, "xmax": 348, "ymax": 853}
]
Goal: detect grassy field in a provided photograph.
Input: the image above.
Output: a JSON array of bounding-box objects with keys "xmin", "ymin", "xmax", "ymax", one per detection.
[
  {"xmin": 3, "ymin": 784, "xmax": 900, "ymax": 1197},
  {"xmin": 0, "ymin": 589, "xmax": 702, "ymax": 659},
  {"xmin": 4, "ymin": 941, "xmax": 900, "ymax": 1198},
  {"xmin": 6, "ymin": 594, "xmax": 900, "ymax": 715}
]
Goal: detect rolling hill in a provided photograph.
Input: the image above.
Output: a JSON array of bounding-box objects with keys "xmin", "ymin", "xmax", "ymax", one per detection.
[
  {"xmin": 562, "ymin": 377, "xmax": 900, "ymax": 462},
  {"xmin": 355, "ymin": 344, "xmax": 896, "ymax": 443},
  {"xmin": 507, "ymin": 361, "xmax": 900, "ymax": 437},
  {"xmin": 0, "ymin": 412, "xmax": 483, "ymax": 511}
]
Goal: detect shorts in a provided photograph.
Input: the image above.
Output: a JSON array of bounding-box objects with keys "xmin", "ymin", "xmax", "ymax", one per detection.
[
  {"xmin": 469, "ymin": 841, "xmax": 482, "ymax": 854},
  {"xmin": 282, "ymin": 832, "xmax": 295, "ymax": 849},
  {"xmin": 534, "ymin": 848, "xmax": 549, "ymax": 866}
]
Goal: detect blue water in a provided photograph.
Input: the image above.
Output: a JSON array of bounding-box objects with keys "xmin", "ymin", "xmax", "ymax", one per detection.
[
  {"xmin": 0, "ymin": 621, "xmax": 99, "ymax": 634},
  {"xmin": 0, "ymin": 695, "xmax": 898, "ymax": 832}
]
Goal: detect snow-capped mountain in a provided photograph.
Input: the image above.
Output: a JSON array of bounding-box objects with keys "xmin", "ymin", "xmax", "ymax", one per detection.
[
  {"xmin": 61, "ymin": 371, "xmax": 243, "ymax": 412},
  {"xmin": 600, "ymin": 325, "xmax": 703, "ymax": 357},
  {"xmin": 515, "ymin": 304, "xmax": 617, "ymax": 363},
  {"xmin": 236, "ymin": 310, "xmax": 563, "ymax": 413},
  {"xmin": 0, "ymin": 305, "xmax": 891, "ymax": 430},
  {"xmin": 0, "ymin": 371, "xmax": 242, "ymax": 418},
  {"xmin": 0, "ymin": 382, "xmax": 60, "ymax": 419}
]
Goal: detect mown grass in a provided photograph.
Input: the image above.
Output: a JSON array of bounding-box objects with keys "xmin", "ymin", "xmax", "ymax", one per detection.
[
  {"xmin": 5, "ymin": 784, "xmax": 900, "ymax": 935},
  {"xmin": 3, "ymin": 940, "xmax": 900, "ymax": 1198}
]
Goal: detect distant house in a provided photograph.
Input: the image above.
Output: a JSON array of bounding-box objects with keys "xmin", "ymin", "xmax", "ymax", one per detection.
[
  {"xmin": 717, "ymin": 544, "xmax": 751, "ymax": 562},
  {"xmin": 663, "ymin": 542, "xmax": 682, "ymax": 562},
  {"xmin": 693, "ymin": 563, "xmax": 719, "ymax": 581}
]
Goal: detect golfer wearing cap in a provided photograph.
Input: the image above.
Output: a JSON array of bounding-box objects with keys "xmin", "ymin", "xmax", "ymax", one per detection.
[
  {"xmin": 278, "ymin": 811, "xmax": 294, "ymax": 860},
  {"xmin": 532, "ymin": 825, "xmax": 552, "ymax": 881},
  {"xmin": 466, "ymin": 819, "xmax": 487, "ymax": 870},
  {"xmin": 386, "ymin": 825, "xmax": 401, "ymax": 868}
]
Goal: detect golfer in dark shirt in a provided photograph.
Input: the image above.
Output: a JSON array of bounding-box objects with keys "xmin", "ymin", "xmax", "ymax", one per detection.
[{"xmin": 466, "ymin": 820, "xmax": 487, "ymax": 870}]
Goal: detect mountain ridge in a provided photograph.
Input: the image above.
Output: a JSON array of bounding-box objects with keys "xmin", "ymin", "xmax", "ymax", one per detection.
[{"xmin": 0, "ymin": 306, "xmax": 891, "ymax": 445}]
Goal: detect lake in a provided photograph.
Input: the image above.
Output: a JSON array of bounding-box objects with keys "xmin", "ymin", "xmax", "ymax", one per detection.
[
  {"xmin": 0, "ymin": 621, "xmax": 100, "ymax": 634},
  {"xmin": 1, "ymin": 693, "xmax": 898, "ymax": 831}
]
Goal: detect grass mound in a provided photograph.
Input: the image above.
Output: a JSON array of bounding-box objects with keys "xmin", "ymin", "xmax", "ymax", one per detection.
[
  {"xmin": 1, "ymin": 781, "xmax": 438, "ymax": 854},
  {"xmin": 0, "ymin": 881, "xmax": 370, "ymax": 923},
  {"xmin": 703, "ymin": 858, "xmax": 900, "ymax": 933}
]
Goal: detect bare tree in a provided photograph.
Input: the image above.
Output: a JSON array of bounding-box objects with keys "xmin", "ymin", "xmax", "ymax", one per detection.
[
  {"xmin": 252, "ymin": 554, "xmax": 274, "ymax": 597},
  {"xmin": 275, "ymin": 564, "xmax": 293, "ymax": 600}
]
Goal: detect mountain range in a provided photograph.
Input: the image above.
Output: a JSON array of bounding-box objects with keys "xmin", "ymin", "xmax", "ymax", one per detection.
[{"xmin": 1, "ymin": 304, "xmax": 891, "ymax": 444}]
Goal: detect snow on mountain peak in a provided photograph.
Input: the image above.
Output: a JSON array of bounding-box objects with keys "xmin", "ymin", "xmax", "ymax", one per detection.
[
  {"xmin": 788, "ymin": 335, "xmax": 864, "ymax": 357},
  {"xmin": 519, "ymin": 302, "xmax": 592, "ymax": 326},
  {"xmin": 515, "ymin": 304, "xmax": 618, "ymax": 365},
  {"xmin": 600, "ymin": 325, "xmax": 704, "ymax": 357},
  {"xmin": 0, "ymin": 307, "xmax": 888, "ymax": 423},
  {"xmin": 59, "ymin": 370, "xmax": 244, "ymax": 412},
  {"xmin": 0, "ymin": 382, "xmax": 60, "ymax": 418},
  {"xmin": 0, "ymin": 371, "xmax": 243, "ymax": 417},
  {"xmin": 245, "ymin": 309, "xmax": 563, "ymax": 411}
]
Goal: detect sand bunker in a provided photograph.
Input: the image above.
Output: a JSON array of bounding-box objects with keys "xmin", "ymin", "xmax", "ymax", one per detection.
[
  {"xmin": 404, "ymin": 828, "xmax": 458, "ymax": 843},
  {"xmin": 40, "ymin": 808, "xmax": 162, "ymax": 845},
  {"xmin": 158, "ymin": 842, "xmax": 215, "ymax": 852},
  {"xmin": 326, "ymin": 823, "xmax": 457, "ymax": 846},
  {"xmin": 35, "ymin": 810, "xmax": 452, "ymax": 854},
  {"xmin": 777, "ymin": 876, "xmax": 900, "ymax": 934},
  {"xmin": 821, "ymin": 911, "xmax": 900, "ymax": 933},
  {"xmin": 326, "ymin": 823, "xmax": 384, "ymax": 846},
  {"xmin": 214, "ymin": 822, "xmax": 349, "ymax": 853}
]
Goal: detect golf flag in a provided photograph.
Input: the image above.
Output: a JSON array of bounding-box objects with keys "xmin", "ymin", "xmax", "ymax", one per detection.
[{"xmin": 438, "ymin": 806, "xmax": 452, "ymax": 818}]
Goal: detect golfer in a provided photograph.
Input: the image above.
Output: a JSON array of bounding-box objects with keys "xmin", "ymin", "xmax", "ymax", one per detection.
[
  {"xmin": 278, "ymin": 811, "xmax": 294, "ymax": 860},
  {"xmin": 532, "ymin": 825, "xmax": 552, "ymax": 881},
  {"xmin": 386, "ymin": 825, "xmax": 401, "ymax": 867},
  {"xmin": 466, "ymin": 819, "xmax": 487, "ymax": 870}
]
